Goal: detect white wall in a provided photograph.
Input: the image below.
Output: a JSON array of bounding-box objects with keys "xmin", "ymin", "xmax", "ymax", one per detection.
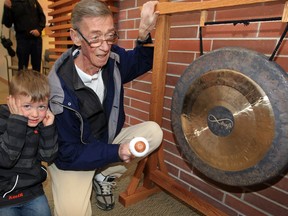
[{"xmin": 0, "ymin": 0, "xmax": 54, "ymax": 80}]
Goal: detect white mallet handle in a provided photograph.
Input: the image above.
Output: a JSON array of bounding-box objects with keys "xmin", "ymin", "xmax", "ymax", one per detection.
[{"xmin": 129, "ymin": 137, "xmax": 149, "ymax": 157}]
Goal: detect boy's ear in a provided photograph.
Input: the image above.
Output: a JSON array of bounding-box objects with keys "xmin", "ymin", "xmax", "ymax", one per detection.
[{"xmin": 70, "ymin": 28, "xmax": 81, "ymax": 47}]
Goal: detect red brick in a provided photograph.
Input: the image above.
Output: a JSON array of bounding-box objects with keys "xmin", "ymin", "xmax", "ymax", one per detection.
[
  {"xmin": 118, "ymin": 10, "xmax": 126, "ymax": 21},
  {"xmin": 225, "ymin": 194, "xmax": 267, "ymax": 216},
  {"xmin": 131, "ymin": 80, "xmax": 151, "ymax": 93},
  {"xmin": 163, "ymin": 141, "xmax": 182, "ymax": 158},
  {"xmin": 130, "ymin": 99, "xmax": 150, "ymax": 113},
  {"xmin": 168, "ymin": 51, "xmax": 196, "ymax": 64},
  {"xmin": 166, "ymin": 63, "xmax": 189, "ymax": 77},
  {"xmin": 257, "ymin": 186, "xmax": 288, "ymax": 207},
  {"xmin": 276, "ymin": 39, "xmax": 288, "ymax": 55},
  {"xmin": 118, "ymin": 20, "xmax": 134, "ymax": 29},
  {"xmin": 136, "ymin": 0, "xmax": 147, "ymax": 7},
  {"xmin": 202, "ymin": 23, "xmax": 258, "ymax": 38},
  {"xmin": 165, "ymin": 74, "xmax": 181, "ymax": 87},
  {"xmin": 180, "ymin": 171, "xmax": 225, "ymax": 202},
  {"xmin": 170, "ymin": 26, "xmax": 198, "ymax": 39},
  {"xmin": 169, "ymin": 39, "xmax": 211, "ymax": 52},
  {"xmin": 117, "ymin": 40, "xmax": 134, "ymax": 49},
  {"xmin": 127, "ymin": 8, "xmax": 140, "ymax": 19},
  {"xmin": 161, "ymin": 118, "xmax": 172, "ymax": 132},
  {"xmin": 124, "ymin": 89, "xmax": 150, "ymax": 102},
  {"xmin": 274, "ymin": 56, "xmax": 288, "ymax": 72},
  {"xmin": 164, "ymin": 86, "xmax": 174, "ymax": 98},
  {"xmin": 124, "ymin": 106, "xmax": 149, "ymax": 121},
  {"xmin": 186, "ymin": 185, "xmax": 238, "ymax": 216},
  {"xmin": 126, "ymin": 29, "xmax": 139, "ymax": 39},
  {"xmin": 119, "ymin": 1, "xmax": 135, "ymax": 9},
  {"xmin": 215, "ymin": 3, "xmax": 285, "ymax": 20},
  {"xmin": 117, "ymin": 30, "xmax": 126, "ymax": 40},
  {"xmin": 163, "ymin": 129, "xmax": 175, "ymax": 144},
  {"xmin": 129, "ymin": 117, "xmax": 144, "ymax": 126},
  {"xmin": 259, "ymin": 22, "xmax": 287, "ymax": 37},
  {"xmin": 212, "ymin": 39, "xmax": 278, "ymax": 55},
  {"xmin": 162, "ymin": 95, "xmax": 170, "ymax": 108},
  {"xmin": 170, "ymin": 11, "xmax": 202, "ymax": 26},
  {"xmin": 244, "ymin": 193, "xmax": 288, "ymax": 215},
  {"xmin": 271, "ymin": 176, "xmax": 288, "ymax": 192},
  {"xmin": 162, "ymin": 110, "xmax": 171, "ymax": 124},
  {"xmin": 163, "ymin": 151, "xmax": 192, "ymax": 173},
  {"xmin": 123, "ymin": 96, "xmax": 130, "ymax": 106},
  {"xmin": 166, "ymin": 162, "xmax": 180, "ymax": 177}
]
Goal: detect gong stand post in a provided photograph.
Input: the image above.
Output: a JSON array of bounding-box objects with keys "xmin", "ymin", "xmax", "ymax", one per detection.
[{"xmin": 119, "ymin": 0, "xmax": 286, "ymax": 215}]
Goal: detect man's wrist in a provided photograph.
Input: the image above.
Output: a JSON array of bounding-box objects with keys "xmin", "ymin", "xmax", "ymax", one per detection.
[{"xmin": 136, "ymin": 33, "xmax": 152, "ymax": 46}]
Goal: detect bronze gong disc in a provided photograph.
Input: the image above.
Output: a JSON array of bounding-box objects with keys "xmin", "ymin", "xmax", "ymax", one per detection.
[{"xmin": 171, "ymin": 47, "xmax": 288, "ymax": 186}]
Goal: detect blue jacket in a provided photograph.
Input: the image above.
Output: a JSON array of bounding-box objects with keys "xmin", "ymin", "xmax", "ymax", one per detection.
[{"xmin": 49, "ymin": 42, "xmax": 153, "ymax": 171}]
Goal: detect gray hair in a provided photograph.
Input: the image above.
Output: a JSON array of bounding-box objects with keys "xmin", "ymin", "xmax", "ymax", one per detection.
[{"xmin": 71, "ymin": 0, "xmax": 113, "ymax": 29}]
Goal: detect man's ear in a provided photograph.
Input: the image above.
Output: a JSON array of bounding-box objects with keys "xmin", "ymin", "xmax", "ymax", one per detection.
[{"xmin": 70, "ymin": 28, "xmax": 81, "ymax": 46}]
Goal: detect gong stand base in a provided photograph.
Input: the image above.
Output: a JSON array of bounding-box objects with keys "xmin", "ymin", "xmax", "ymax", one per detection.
[
  {"xmin": 119, "ymin": 147, "xmax": 227, "ymax": 215},
  {"xmin": 119, "ymin": 0, "xmax": 287, "ymax": 215},
  {"xmin": 119, "ymin": 157, "xmax": 227, "ymax": 216},
  {"xmin": 119, "ymin": 156, "xmax": 161, "ymax": 206}
]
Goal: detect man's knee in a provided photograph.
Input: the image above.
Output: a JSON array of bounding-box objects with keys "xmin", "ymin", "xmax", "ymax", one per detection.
[{"xmin": 145, "ymin": 121, "xmax": 163, "ymax": 151}]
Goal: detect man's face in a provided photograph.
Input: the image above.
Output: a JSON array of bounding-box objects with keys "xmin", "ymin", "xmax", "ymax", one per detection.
[{"xmin": 74, "ymin": 15, "xmax": 115, "ymax": 72}]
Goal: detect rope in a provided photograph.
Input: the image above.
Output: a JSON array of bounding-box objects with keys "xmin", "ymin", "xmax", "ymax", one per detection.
[
  {"xmin": 269, "ymin": 22, "xmax": 288, "ymax": 61},
  {"xmin": 204, "ymin": 17, "xmax": 282, "ymax": 26}
]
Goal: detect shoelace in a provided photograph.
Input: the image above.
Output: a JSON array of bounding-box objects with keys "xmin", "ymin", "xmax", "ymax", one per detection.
[{"xmin": 99, "ymin": 181, "xmax": 117, "ymax": 195}]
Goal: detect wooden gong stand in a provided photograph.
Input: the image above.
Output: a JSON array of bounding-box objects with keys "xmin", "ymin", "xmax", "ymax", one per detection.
[{"xmin": 119, "ymin": 1, "xmax": 288, "ymax": 215}]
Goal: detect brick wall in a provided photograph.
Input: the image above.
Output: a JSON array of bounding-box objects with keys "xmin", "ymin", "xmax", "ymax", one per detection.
[{"xmin": 117, "ymin": 1, "xmax": 288, "ymax": 215}]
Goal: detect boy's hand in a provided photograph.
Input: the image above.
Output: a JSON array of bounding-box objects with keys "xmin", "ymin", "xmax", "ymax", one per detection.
[
  {"xmin": 42, "ymin": 109, "xmax": 54, "ymax": 126},
  {"xmin": 7, "ymin": 95, "xmax": 23, "ymax": 116}
]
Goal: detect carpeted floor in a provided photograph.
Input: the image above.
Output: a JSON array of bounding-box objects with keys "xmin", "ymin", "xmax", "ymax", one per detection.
[{"xmin": 43, "ymin": 165, "xmax": 203, "ymax": 216}]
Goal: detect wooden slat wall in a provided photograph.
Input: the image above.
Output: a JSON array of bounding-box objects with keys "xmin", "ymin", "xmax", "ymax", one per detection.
[{"xmin": 47, "ymin": 0, "xmax": 119, "ymax": 61}]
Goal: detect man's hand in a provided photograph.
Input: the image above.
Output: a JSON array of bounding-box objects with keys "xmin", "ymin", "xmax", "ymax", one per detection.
[
  {"xmin": 118, "ymin": 143, "xmax": 133, "ymax": 163},
  {"xmin": 30, "ymin": 29, "xmax": 41, "ymax": 37},
  {"xmin": 138, "ymin": 1, "xmax": 159, "ymax": 40},
  {"xmin": 4, "ymin": 0, "xmax": 12, "ymax": 8}
]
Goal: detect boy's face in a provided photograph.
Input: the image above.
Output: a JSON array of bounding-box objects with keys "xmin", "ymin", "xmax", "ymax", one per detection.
[{"xmin": 16, "ymin": 95, "xmax": 49, "ymax": 127}]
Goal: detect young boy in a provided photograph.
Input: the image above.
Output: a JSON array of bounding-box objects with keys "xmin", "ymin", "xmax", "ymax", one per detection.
[{"xmin": 0, "ymin": 70, "xmax": 58, "ymax": 216}]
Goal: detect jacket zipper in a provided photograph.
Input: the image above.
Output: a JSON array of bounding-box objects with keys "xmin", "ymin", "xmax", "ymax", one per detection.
[{"xmin": 50, "ymin": 100, "xmax": 87, "ymax": 144}]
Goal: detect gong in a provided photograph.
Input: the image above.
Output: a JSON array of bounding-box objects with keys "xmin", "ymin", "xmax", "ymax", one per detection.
[{"xmin": 171, "ymin": 47, "xmax": 288, "ymax": 186}]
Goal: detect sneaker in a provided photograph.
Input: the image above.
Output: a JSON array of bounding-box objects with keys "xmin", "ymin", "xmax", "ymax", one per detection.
[{"xmin": 93, "ymin": 173, "xmax": 116, "ymax": 211}]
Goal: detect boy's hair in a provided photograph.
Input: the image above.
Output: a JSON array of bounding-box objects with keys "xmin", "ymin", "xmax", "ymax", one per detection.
[
  {"xmin": 9, "ymin": 70, "xmax": 50, "ymax": 102},
  {"xmin": 71, "ymin": 0, "xmax": 112, "ymax": 30}
]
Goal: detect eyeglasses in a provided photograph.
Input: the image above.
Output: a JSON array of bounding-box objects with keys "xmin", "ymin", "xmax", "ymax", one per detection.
[{"xmin": 75, "ymin": 28, "xmax": 118, "ymax": 48}]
